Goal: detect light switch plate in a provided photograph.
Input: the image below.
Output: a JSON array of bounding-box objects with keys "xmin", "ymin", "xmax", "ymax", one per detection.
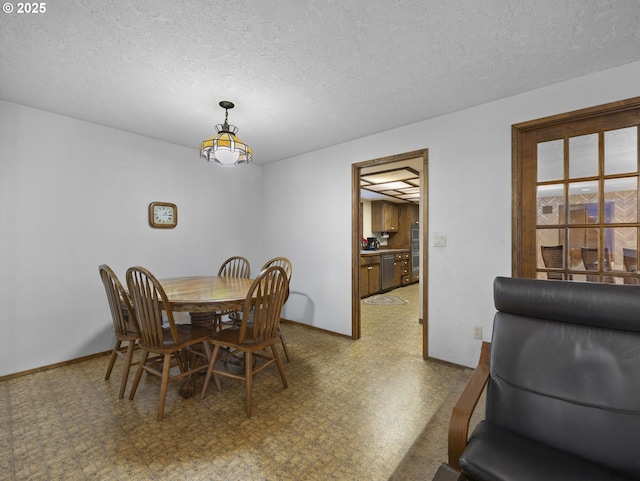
[{"xmin": 433, "ymin": 234, "xmax": 447, "ymax": 247}]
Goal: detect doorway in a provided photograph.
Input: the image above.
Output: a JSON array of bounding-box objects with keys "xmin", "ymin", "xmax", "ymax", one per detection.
[{"xmin": 351, "ymin": 149, "xmax": 429, "ymax": 359}]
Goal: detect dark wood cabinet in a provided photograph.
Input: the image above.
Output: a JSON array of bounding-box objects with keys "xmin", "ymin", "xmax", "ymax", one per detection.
[
  {"xmin": 406, "ymin": 203, "xmax": 419, "ymax": 225},
  {"xmin": 361, "ymin": 250, "xmax": 411, "ymax": 297},
  {"xmin": 401, "ymin": 252, "xmax": 411, "ymax": 285},
  {"xmin": 371, "ymin": 201, "xmax": 399, "ymax": 232},
  {"xmin": 393, "ymin": 253, "xmax": 402, "ymax": 287},
  {"xmin": 394, "ymin": 252, "xmax": 411, "ymax": 287},
  {"xmin": 387, "ymin": 203, "xmax": 419, "ymax": 247},
  {"xmin": 360, "ymin": 255, "xmax": 381, "ymax": 298}
]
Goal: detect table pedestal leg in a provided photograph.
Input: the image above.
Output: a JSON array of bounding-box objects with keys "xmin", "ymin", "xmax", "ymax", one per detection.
[
  {"xmin": 178, "ymin": 311, "xmax": 216, "ymax": 399},
  {"xmin": 188, "ymin": 312, "xmax": 216, "ymax": 329}
]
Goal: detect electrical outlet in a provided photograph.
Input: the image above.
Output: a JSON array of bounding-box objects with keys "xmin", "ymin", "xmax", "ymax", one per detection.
[{"xmin": 473, "ymin": 326, "xmax": 483, "ymax": 340}]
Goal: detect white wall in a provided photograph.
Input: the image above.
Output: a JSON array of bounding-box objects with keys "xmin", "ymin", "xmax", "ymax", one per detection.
[
  {"xmin": 3, "ymin": 61, "xmax": 639, "ymax": 375},
  {"xmin": 0, "ymin": 100, "xmax": 263, "ymax": 376},
  {"xmin": 262, "ymin": 61, "xmax": 640, "ymax": 367}
]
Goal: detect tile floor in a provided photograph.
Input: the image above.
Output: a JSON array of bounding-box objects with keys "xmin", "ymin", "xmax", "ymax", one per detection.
[{"xmin": 0, "ymin": 284, "xmax": 464, "ymax": 481}]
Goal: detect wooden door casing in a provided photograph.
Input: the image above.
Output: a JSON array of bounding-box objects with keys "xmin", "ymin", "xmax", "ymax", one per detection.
[{"xmin": 513, "ymin": 97, "xmax": 640, "ymax": 281}]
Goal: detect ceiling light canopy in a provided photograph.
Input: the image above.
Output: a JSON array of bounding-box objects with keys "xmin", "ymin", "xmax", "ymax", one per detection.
[{"xmin": 200, "ymin": 101, "xmax": 253, "ymax": 165}]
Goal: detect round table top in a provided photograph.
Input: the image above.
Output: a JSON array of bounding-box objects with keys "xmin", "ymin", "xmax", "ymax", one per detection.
[{"xmin": 158, "ymin": 275, "xmax": 254, "ymax": 312}]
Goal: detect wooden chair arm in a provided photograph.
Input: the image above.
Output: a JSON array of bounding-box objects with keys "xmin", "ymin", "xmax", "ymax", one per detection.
[{"xmin": 447, "ymin": 341, "xmax": 491, "ymax": 470}]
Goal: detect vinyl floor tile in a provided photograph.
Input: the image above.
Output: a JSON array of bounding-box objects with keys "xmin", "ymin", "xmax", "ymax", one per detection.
[{"xmin": 1, "ymin": 284, "xmax": 463, "ymax": 481}]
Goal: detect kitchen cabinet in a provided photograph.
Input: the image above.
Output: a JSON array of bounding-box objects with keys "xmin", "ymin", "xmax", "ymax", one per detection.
[
  {"xmin": 361, "ymin": 250, "xmax": 411, "ymax": 297},
  {"xmin": 406, "ymin": 203, "xmax": 419, "ymax": 225},
  {"xmin": 360, "ymin": 255, "xmax": 381, "ymax": 298},
  {"xmin": 387, "ymin": 203, "xmax": 419, "ymax": 247},
  {"xmin": 402, "ymin": 252, "xmax": 411, "ymax": 285},
  {"xmin": 393, "ymin": 254, "xmax": 402, "ymax": 287},
  {"xmin": 394, "ymin": 252, "xmax": 411, "ymax": 287},
  {"xmin": 371, "ymin": 201, "xmax": 399, "ymax": 232}
]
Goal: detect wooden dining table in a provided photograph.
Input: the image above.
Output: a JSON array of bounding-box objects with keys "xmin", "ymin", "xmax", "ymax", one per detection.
[
  {"xmin": 159, "ymin": 275, "xmax": 255, "ymax": 328},
  {"xmin": 157, "ymin": 275, "xmax": 255, "ymax": 397}
]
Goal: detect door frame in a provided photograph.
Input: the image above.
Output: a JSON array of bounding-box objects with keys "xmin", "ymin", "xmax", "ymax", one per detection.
[
  {"xmin": 512, "ymin": 96, "xmax": 640, "ymax": 278},
  {"xmin": 351, "ymin": 148, "xmax": 429, "ymax": 359}
]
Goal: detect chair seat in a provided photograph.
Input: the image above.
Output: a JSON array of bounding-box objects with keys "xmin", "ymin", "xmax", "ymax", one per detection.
[
  {"xmin": 119, "ymin": 329, "xmax": 140, "ymax": 341},
  {"xmin": 210, "ymin": 326, "xmax": 275, "ymax": 351},
  {"xmin": 138, "ymin": 324, "xmax": 211, "ymax": 352},
  {"xmin": 460, "ymin": 421, "xmax": 635, "ymax": 481}
]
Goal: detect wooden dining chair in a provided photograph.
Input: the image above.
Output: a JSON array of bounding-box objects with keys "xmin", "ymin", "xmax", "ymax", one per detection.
[
  {"xmin": 201, "ymin": 265, "xmax": 289, "ymax": 417},
  {"xmin": 99, "ymin": 264, "xmax": 140, "ymax": 399},
  {"xmin": 261, "ymin": 257, "xmax": 292, "ymax": 361},
  {"xmin": 215, "ymin": 256, "xmax": 251, "ymax": 330},
  {"xmin": 262, "ymin": 256, "xmax": 292, "ymax": 279},
  {"xmin": 581, "ymin": 246, "xmax": 615, "ymax": 283},
  {"xmin": 540, "ymin": 245, "xmax": 564, "ymax": 280},
  {"xmin": 623, "ymin": 247, "xmax": 638, "ymax": 284},
  {"xmin": 218, "ymin": 256, "xmax": 251, "ymax": 278},
  {"xmin": 126, "ymin": 266, "xmax": 211, "ymax": 420}
]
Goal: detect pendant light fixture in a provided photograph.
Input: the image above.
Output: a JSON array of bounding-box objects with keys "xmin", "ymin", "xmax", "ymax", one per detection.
[{"xmin": 200, "ymin": 101, "xmax": 253, "ymax": 165}]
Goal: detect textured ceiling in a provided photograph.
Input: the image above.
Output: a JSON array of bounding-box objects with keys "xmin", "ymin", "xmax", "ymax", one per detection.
[{"xmin": 2, "ymin": 1, "xmax": 640, "ymax": 164}]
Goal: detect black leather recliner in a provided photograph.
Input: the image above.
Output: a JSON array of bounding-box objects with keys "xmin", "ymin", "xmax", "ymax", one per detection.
[{"xmin": 449, "ymin": 277, "xmax": 640, "ymax": 481}]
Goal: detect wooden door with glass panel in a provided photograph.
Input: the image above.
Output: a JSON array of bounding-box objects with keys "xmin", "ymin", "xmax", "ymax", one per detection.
[{"xmin": 514, "ymin": 98, "xmax": 640, "ymax": 284}]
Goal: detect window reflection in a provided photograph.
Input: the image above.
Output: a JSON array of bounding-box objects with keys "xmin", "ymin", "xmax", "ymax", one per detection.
[
  {"xmin": 537, "ymin": 184, "xmax": 563, "ymax": 225},
  {"xmin": 605, "ymin": 127, "xmax": 637, "ymax": 175},
  {"xmin": 569, "ymin": 134, "xmax": 598, "ymax": 178},
  {"xmin": 568, "ymin": 182, "xmax": 599, "ymax": 224},
  {"xmin": 537, "ymin": 139, "xmax": 563, "ymax": 182},
  {"xmin": 604, "ymin": 177, "xmax": 638, "ymax": 224}
]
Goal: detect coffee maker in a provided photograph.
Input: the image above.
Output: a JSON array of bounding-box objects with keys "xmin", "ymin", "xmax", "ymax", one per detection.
[{"xmin": 366, "ymin": 237, "xmax": 380, "ymax": 250}]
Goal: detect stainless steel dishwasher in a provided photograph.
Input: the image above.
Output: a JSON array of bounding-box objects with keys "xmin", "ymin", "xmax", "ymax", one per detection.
[{"xmin": 381, "ymin": 253, "xmax": 395, "ymax": 291}]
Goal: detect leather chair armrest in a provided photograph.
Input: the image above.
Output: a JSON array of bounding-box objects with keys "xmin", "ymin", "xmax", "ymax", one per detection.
[{"xmin": 448, "ymin": 341, "xmax": 491, "ymax": 470}]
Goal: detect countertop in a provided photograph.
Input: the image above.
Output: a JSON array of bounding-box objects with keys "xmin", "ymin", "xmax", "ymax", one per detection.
[{"xmin": 360, "ymin": 248, "xmax": 409, "ymax": 256}]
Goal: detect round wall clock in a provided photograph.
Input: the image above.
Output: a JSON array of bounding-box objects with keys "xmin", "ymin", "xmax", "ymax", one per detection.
[{"xmin": 148, "ymin": 202, "xmax": 177, "ymax": 228}]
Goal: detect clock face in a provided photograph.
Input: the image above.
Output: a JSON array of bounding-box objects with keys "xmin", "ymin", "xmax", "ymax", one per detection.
[
  {"xmin": 148, "ymin": 202, "xmax": 177, "ymax": 228},
  {"xmin": 154, "ymin": 205, "xmax": 174, "ymax": 223}
]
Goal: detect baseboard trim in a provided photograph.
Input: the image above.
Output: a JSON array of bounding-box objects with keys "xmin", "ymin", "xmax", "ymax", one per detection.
[
  {"xmin": 0, "ymin": 351, "xmax": 110, "ymax": 382},
  {"xmin": 280, "ymin": 318, "xmax": 351, "ymax": 338},
  {"xmin": 426, "ymin": 356, "xmax": 469, "ymax": 370},
  {"xmin": 2, "ymin": 321, "xmax": 352, "ymax": 381}
]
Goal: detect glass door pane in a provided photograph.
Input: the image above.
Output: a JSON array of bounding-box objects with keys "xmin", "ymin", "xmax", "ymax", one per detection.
[
  {"xmin": 605, "ymin": 127, "xmax": 637, "ymax": 175},
  {"xmin": 537, "ymin": 184, "xmax": 563, "ymax": 225},
  {"xmin": 569, "ymin": 134, "xmax": 598, "ymax": 178},
  {"xmin": 538, "ymin": 140, "xmax": 564, "ymax": 182},
  {"xmin": 604, "ymin": 177, "xmax": 638, "ymax": 224}
]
